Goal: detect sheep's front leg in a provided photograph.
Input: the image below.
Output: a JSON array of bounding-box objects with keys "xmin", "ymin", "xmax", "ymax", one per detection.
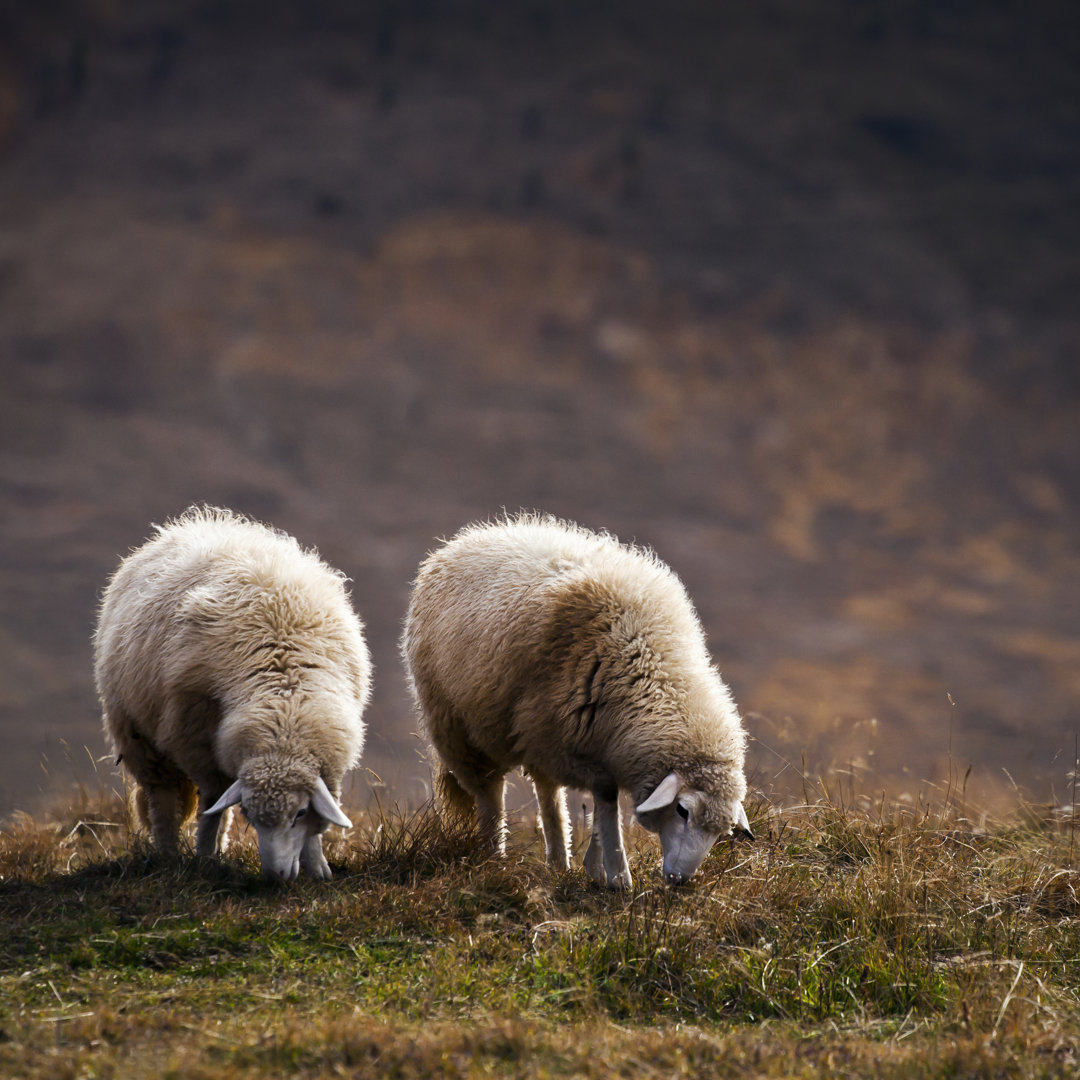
[
  {"xmin": 474, "ymin": 775, "xmax": 508, "ymax": 857},
  {"xmin": 583, "ymin": 793, "xmax": 632, "ymax": 890},
  {"xmin": 300, "ymin": 832, "xmax": 332, "ymax": 880},
  {"xmin": 531, "ymin": 771, "xmax": 571, "ymax": 870}
]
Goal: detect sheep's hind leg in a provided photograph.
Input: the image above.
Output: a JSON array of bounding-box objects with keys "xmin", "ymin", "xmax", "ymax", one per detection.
[
  {"xmin": 584, "ymin": 793, "xmax": 632, "ymax": 890},
  {"xmin": 531, "ymin": 770, "xmax": 571, "ymax": 871},
  {"xmin": 474, "ymin": 775, "xmax": 508, "ymax": 857},
  {"xmin": 435, "ymin": 724, "xmax": 507, "ymax": 856},
  {"xmin": 112, "ymin": 707, "xmax": 193, "ymax": 857},
  {"xmin": 141, "ymin": 780, "xmax": 194, "ymax": 858}
]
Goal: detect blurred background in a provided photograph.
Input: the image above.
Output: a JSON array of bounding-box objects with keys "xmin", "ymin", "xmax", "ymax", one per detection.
[{"xmin": 0, "ymin": 0, "xmax": 1077, "ymax": 820}]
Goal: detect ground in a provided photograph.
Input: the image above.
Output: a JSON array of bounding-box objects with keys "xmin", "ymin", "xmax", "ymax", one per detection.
[{"xmin": 3, "ymin": 792, "xmax": 1080, "ymax": 1078}]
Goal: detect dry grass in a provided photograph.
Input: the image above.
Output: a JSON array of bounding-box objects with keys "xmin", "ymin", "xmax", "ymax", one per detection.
[{"xmin": 2, "ymin": 783, "xmax": 1080, "ymax": 1078}]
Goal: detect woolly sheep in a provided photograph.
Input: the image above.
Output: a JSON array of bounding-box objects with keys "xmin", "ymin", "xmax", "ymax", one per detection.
[
  {"xmin": 94, "ymin": 506, "xmax": 371, "ymax": 881},
  {"xmin": 402, "ymin": 513, "xmax": 751, "ymax": 889}
]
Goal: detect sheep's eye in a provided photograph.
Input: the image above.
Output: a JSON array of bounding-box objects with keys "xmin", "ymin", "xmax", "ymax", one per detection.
[
  {"xmin": 293, "ymin": 807, "xmax": 307, "ymax": 825},
  {"xmin": 676, "ymin": 802, "xmax": 690, "ymax": 822}
]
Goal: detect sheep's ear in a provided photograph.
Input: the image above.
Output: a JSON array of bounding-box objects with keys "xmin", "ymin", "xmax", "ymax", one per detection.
[
  {"xmin": 204, "ymin": 779, "xmax": 244, "ymax": 816},
  {"xmin": 311, "ymin": 776, "xmax": 352, "ymax": 829},
  {"xmin": 733, "ymin": 801, "xmax": 754, "ymax": 840},
  {"xmin": 635, "ymin": 772, "xmax": 682, "ymax": 815}
]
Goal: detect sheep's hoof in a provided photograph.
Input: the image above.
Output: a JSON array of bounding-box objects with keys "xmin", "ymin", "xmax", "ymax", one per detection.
[
  {"xmin": 583, "ymin": 843, "xmax": 632, "ymax": 890},
  {"xmin": 585, "ymin": 866, "xmax": 607, "ymax": 888},
  {"xmin": 303, "ymin": 857, "xmax": 332, "ymax": 880},
  {"xmin": 583, "ymin": 838, "xmax": 605, "ymax": 885}
]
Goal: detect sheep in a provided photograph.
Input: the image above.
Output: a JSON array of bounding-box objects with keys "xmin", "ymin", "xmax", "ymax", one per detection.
[
  {"xmin": 93, "ymin": 506, "xmax": 371, "ymax": 881},
  {"xmin": 401, "ymin": 513, "xmax": 751, "ymax": 889}
]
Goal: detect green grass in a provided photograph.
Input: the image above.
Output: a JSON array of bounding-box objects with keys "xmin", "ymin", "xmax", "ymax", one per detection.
[{"xmin": 3, "ymin": 788, "xmax": 1080, "ymax": 1077}]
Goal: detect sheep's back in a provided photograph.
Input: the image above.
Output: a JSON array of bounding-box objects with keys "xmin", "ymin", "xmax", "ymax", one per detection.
[
  {"xmin": 406, "ymin": 515, "xmax": 739, "ymax": 787},
  {"xmin": 406, "ymin": 516, "xmax": 706, "ymax": 729},
  {"xmin": 95, "ymin": 509, "xmax": 370, "ymax": 747}
]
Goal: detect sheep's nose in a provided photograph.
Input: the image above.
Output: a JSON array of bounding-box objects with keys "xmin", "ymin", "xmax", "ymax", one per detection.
[{"xmin": 665, "ymin": 871, "xmax": 687, "ymax": 886}]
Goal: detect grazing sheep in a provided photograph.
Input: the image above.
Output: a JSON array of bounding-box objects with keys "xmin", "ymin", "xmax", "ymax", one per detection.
[
  {"xmin": 402, "ymin": 513, "xmax": 751, "ymax": 889},
  {"xmin": 94, "ymin": 506, "xmax": 371, "ymax": 881}
]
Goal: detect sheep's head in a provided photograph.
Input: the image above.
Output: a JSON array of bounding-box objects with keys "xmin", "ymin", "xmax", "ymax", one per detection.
[
  {"xmin": 634, "ymin": 771, "xmax": 752, "ymax": 885},
  {"xmin": 203, "ymin": 759, "xmax": 351, "ymax": 882}
]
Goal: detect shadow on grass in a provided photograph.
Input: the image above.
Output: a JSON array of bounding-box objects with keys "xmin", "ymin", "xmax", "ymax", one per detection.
[{"xmin": 0, "ymin": 797, "xmax": 515, "ymax": 929}]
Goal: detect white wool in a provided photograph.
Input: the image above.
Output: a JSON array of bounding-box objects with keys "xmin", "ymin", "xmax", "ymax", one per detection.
[{"xmin": 94, "ymin": 506, "xmax": 371, "ymax": 880}]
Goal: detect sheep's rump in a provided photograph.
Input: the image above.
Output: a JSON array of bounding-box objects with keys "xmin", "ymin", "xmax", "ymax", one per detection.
[{"xmin": 94, "ymin": 506, "xmax": 370, "ymax": 786}]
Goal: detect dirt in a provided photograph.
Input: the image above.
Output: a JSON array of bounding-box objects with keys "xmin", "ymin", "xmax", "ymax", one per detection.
[{"xmin": 0, "ymin": 0, "xmax": 1077, "ymax": 818}]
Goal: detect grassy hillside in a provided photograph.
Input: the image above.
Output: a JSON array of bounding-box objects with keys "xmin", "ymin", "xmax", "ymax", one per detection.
[{"xmin": 3, "ymin": 784, "xmax": 1079, "ymax": 1077}]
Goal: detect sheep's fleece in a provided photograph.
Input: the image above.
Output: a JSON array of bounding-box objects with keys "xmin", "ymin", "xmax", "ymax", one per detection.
[
  {"xmin": 94, "ymin": 506, "xmax": 370, "ymax": 880},
  {"xmin": 403, "ymin": 513, "xmax": 751, "ymax": 888}
]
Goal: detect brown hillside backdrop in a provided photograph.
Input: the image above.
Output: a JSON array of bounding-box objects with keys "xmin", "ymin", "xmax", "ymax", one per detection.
[{"xmin": 0, "ymin": 0, "xmax": 1077, "ymax": 817}]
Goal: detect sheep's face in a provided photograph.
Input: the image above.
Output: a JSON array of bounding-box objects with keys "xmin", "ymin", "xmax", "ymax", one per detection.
[
  {"xmin": 204, "ymin": 774, "xmax": 352, "ymax": 882},
  {"xmin": 246, "ymin": 788, "xmax": 323, "ymax": 882},
  {"xmin": 635, "ymin": 772, "xmax": 752, "ymax": 885}
]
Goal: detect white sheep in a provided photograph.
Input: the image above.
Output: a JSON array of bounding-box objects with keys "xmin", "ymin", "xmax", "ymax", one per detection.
[
  {"xmin": 402, "ymin": 513, "xmax": 751, "ymax": 889},
  {"xmin": 93, "ymin": 506, "xmax": 371, "ymax": 881}
]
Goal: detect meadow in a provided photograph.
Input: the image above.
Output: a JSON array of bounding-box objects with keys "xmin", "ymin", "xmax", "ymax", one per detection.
[{"xmin": 3, "ymin": 773, "xmax": 1080, "ymax": 1079}]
